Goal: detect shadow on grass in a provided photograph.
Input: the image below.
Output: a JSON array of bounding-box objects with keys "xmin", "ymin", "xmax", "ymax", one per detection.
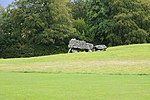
[{"xmin": 11, "ymin": 70, "xmax": 150, "ymax": 76}]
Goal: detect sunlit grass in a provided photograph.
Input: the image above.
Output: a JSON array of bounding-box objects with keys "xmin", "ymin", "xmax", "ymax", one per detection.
[
  {"xmin": 0, "ymin": 44, "xmax": 150, "ymax": 74},
  {"xmin": 0, "ymin": 44, "xmax": 150, "ymax": 100},
  {"xmin": 0, "ymin": 72, "xmax": 149, "ymax": 100}
]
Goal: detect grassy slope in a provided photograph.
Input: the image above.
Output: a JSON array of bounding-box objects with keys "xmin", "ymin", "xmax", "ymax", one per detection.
[
  {"xmin": 0, "ymin": 44, "xmax": 150, "ymax": 100},
  {"xmin": 0, "ymin": 44, "xmax": 150, "ymax": 74}
]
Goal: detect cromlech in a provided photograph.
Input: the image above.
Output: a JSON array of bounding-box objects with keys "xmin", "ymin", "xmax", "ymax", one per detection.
[{"xmin": 68, "ymin": 39, "xmax": 107, "ymax": 53}]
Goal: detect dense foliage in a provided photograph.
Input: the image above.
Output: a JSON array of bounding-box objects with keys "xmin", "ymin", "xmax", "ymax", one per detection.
[
  {"xmin": 0, "ymin": 0, "xmax": 77, "ymax": 58},
  {"xmin": 87, "ymin": 0, "xmax": 150, "ymax": 46},
  {"xmin": 0, "ymin": 0, "xmax": 150, "ymax": 58}
]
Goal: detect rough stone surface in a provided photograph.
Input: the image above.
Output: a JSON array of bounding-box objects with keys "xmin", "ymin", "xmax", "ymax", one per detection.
[
  {"xmin": 68, "ymin": 39, "xmax": 107, "ymax": 53},
  {"xmin": 68, "ymin": 39, "xmax": 93, "ymax": 50},
  {"xmin": 94, "ymin": 45, "xmax": 107, "ymax": 51}
]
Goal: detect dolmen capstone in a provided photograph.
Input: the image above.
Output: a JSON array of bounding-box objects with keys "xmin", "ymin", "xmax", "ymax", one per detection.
[
  {"xmin": 94, "ymin": 45, "xmax": 107, "ymax": 51},
  {"xmin": 68, "ymin": 39, "xmax": 93, "ymax": 53},
  {"xmin": 68, "ymin": 39, "xmax": 107, "ymax": 53}
]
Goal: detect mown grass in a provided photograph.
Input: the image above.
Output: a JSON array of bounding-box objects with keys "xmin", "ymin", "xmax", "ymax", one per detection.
[
  {"xmin": 0, "ymin": 44, "xmax": 150, "ymax": 63},
  {"xmin": 0, "ymin": 44, "xmax": 150, "ymax": 100},
  {"xmin": 0, "ymin": 72, "xmax": 149, "ymax": 100},
  {"xmin": 0, "ymin": 44, "xmax": 150, "ymax": 75}
]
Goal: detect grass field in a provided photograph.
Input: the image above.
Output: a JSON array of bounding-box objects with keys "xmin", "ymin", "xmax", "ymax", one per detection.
[
  {"xmin": 0, "ymin": 73, "xmax": 149, "ymax": 100},
  {"xmin": 0, "ymin": 44, "xmax": 150, "ymax": 100},
  {"xmin": 0, "ymin": 44, "xmax": 150, "ymax": 74}
]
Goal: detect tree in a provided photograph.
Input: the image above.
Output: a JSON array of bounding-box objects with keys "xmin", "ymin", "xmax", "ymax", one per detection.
[
  {"xmin": 124, "ymin": 29, "xmax": 148, "ymax": 44},
  {"xmin": 69, "ymin": 0, "xmax": 88, "ymax": 20},
  {"xmin": 87, "ymin": 0, "xmax": 150, "ymax": 46},
  {"xmin": 68, "ymin": 0, "xmax": 90, "ymax": 41},
  {"xmin": 0, "ymin": 0, "xmax": 77, "ymax": 58},
  {"xmin": 0, "ymin": 5, "xmax": 5, "ymax": 57},
  {"xmin": 110, "ymin": 0, "xmax": 150, "ymax": 45},
  {"xmin": 87, "ymin": 0, "xmax": 114, "ymax": 44}
]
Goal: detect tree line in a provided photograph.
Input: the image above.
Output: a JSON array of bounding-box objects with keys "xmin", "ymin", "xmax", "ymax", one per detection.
[{"xmin": 0, "ymin": 0, "xmax": 150, "ymax": 58}]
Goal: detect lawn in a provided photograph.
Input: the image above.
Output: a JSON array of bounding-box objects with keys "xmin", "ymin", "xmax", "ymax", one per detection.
[
  {"xmin": 0, "ymin": 44, "xmax": 150, "ymax": 75},
  {"xmin": 0, "ymin": 72, "xmax": 149, "ymax": 100},
  {"xmin": 0, "ymin": 44, "xmax": 150, "ymax": 100}
]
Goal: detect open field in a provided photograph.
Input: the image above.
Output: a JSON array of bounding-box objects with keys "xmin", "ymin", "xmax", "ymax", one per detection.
[{"xmin": 0, "ymin": 44, "xmax": 150, "ymax": 100}]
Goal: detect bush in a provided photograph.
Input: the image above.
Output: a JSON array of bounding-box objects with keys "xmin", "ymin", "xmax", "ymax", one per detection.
[
  {"xmin": 124, "ymin": 29, "xmax": 148, "ymax": 44},
  {"xmin": 106, "ymin": 34, "xmax": 123, "ymax": 46}
]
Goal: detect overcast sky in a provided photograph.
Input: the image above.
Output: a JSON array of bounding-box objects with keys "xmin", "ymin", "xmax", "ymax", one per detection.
[
  {"xmin": 0, "ymin": 0, "xmax": 75, "ymax": 8},
  {"xmin": 0, "ymin": 0, "xmax": 14, "ymax": 7}
]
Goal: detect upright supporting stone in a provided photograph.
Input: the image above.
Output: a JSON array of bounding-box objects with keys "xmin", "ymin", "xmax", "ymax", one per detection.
[{"xmin": 68, "ymin": 48, "xmax": 72, "ymax": 53}]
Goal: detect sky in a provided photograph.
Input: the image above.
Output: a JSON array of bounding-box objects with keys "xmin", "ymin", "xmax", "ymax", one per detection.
[
  {"xmin": 0, "ymin": 0, "xmax": 75, "ymax": 8},
  {"xmin": 0, "ymin": 0, "xmax": 14, "ymax": 7}
]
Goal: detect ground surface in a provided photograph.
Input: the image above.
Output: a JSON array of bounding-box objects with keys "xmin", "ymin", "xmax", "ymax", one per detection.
[
  {"xmin": 0, "ymin": 73, "xmax": 149, "ymax": 100},
  {"xmin": 0, "ymin": 44, "xmax": 150, "ymax": 100}
]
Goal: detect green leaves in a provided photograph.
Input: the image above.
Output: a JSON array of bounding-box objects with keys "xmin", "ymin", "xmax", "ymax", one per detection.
[
  {"xmin": 125, "ymin": 29, "xmax": 148, "ymax": 44},
  {"xmin": 88, "ymin": 0, "xmax": 150, "ymax": 46},
  {"xmin": 0, "ymin": 0, "xmax": 76, "ymax": 58}
]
